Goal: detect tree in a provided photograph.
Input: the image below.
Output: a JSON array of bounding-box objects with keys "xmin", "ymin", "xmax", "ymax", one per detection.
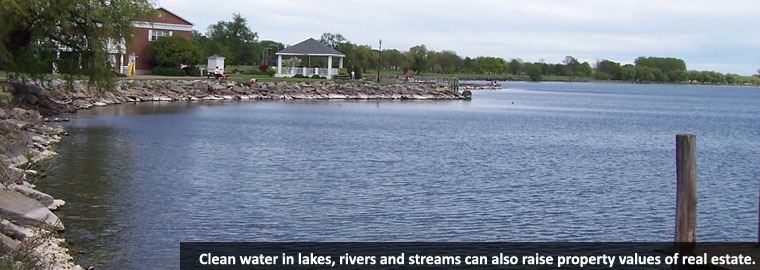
[
  {"xmin": 0, "ymin": 0, "xmax": 154, "ymax": 86},
  {"xmin": 406, "ymin": 45, "xmax": 429, "ymax": 74},
  {"xmin": 667, "ymin": 70, "xmax": 687, "ymax": 83},
  {"xmin": 149, "ymin": 35, "xmax": 202, "ymax": 67},
  {"xmin": 427, "ymin": 50, "xmax": 440, "ymax": 72},
  {"xmin": 508, "ymin": 59, "xmax": 522, "ymax": 75},
  {"xmin": 524, "ymin": 62, "xmax": 543, "ymax": 81},
  {"xmin": 354, "ymin": 45, "xmax": 377, "ymax": 72},
  {"xmin": 563, "ymin": 56, "xmax": 582, "ymax": 76},
  {"xmin": 476, "ymin": 57, "xmax": 506, "ymax": 74},
  {"xmin": 319, "ymin": 33, "xmax": 346, "ymax": 49},
  {"xmin": 206, "ymin": 13, "xmax": 258, "ymax": 65},
  {"xmin": 381, "ymin": 49, "xmax": 405, "ymax": 71},
  {"xmin": 634, "ymin": 57, "xmax": 686, "ymax": 74},
  {"xmin": 620, "ymin": 64, "xmax": 636, "ymax": 81},
  {"xmin": 595, "ymin": 60, "xmax": 622, "ymax": 80},
  {"xmin": 462, "ymin": 57, "xmax": 474, "ymax": 73},
  {"xmin": 437, "ymin": 50, "xmax": 462, "ymax": 73},
  {"xmin": 578, "ymin": 62, "xmax": 593, "ymax": 77}
]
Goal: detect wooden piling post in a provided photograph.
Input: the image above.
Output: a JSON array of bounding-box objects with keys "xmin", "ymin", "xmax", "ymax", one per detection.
[{"xmin": 675, "ymin": 134, "xmax": 697, "ymax": 255}]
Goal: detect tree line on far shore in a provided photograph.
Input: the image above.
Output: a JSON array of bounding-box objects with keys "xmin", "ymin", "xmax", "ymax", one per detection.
[
  {"xmin": 2, "ymin": 4, "xmax": 759, "ymax": 86},
  {"xmin": 187, "ymin": 14, "xmax": 760, "ymax": 85}
]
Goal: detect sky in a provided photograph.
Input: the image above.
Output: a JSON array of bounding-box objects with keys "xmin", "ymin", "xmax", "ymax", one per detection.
[{"xmin": 157, "ymin": 0, "xmax": 759, "ymax": 75}]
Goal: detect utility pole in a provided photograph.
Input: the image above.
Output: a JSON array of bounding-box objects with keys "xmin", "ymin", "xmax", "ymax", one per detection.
[
  {"xmin": 377, "ymin": 39, "xmax": 382, "ymax": 83},
  {"xmin": 351, "ymin": 44, "xmax": 356, "ymax": 74}
]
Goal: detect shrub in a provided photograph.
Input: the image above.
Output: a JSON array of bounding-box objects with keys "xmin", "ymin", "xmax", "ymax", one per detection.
[
  {"xmin": 148, "ymin": 35, "xmax": 202, "ymax": 67},
  {"xmin": 266, "ymin": 67, "xmax": 276, "ymax": 77},
  {"xmin": 185, "ymin": 66, "xmax": 201, "ymax": 76},
  {"xmin": 152, "ymin": 67, "xmax": 185, "ymax": 76},
  {"xmin": 311, "ymin": 75, "xmax": 325, "ymax": 79},
  {"xmin": 259, "ymin": 64, "xmax": 269, "ymax": 72},
  {"xmin": 293, "ymin": 74, "xmax": 306, "ymax": 78},
  {"xmin": 243, "ymin": 69, "xmax": 263, "ymax": 75},
  {"xmin": 593, "ymin": 72, "xmax": 611, "ymax": 80}
]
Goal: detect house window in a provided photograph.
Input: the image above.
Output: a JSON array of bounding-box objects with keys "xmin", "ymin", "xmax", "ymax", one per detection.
[{"xmin": 150, "ymin": 30, "xmax": 172, "ymax": 41}]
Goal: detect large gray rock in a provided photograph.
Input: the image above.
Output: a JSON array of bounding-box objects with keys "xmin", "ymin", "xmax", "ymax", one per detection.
[
  {"xmin": 210, "ymin": 84, "xmax": 226, "ymax": 91},
  {"xmin": 12, "ymin": 185, "xmax": 55, "ymax": 207},
  {"xmin": 0, "ymin": 190, "xmax": 64, "ymax": 231},
  {"xmin": 462, "ymin": 90, "xmax": 472, "ymax": 99},
  {"xmin": 0, "ymin": 219, "xmax": 33, "ymax": 240},
  {"xmin": 0, "ymin": 233, "xmax": 19, "ymax": 250},
  {"xmin": 192, "ymin": 81, "xmax": 209, "ymax": 90}
]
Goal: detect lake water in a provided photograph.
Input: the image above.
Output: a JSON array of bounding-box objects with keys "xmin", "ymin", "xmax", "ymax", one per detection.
[{"xmin": 37, "ymin": 81, "xmax": 760, "ymax": 269}]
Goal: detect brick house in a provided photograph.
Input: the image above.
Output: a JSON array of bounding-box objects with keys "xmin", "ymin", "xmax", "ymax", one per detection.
[{"xmin": 116, "ymin": 8, "xmax": 193, "ymax": 75}]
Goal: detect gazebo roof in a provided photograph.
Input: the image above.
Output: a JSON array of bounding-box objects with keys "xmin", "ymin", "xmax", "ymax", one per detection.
[{"xmin": 276, "ymin": 38, "xmax": 345, "ymax": 57}]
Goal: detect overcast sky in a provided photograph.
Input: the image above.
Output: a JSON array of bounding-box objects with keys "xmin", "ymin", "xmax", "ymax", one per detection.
[{"xmin": 157, "ymin": 0, "xmax": 759, "ymax": 75}]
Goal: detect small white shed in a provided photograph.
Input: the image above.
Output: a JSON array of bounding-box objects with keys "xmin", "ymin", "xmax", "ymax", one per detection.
[{"xmin": 207, "ymin": 56, "xmax": 225, "ymax": 74}]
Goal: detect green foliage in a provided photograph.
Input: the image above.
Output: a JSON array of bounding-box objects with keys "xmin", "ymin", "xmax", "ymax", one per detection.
[
  {"xmin": 188, "ymin": 31, "xmax": 758, "ymax": 86},
  {"xmin": 319, "ymin": 33, "xmax": 346, "ymax": 48},
  {"xmin": 635, "ymin": 57, "xmax": 686, "ymax": 74},
  {"xmin": 563, "ymin": 56, "xmax": 592, "ymax": 77},
  {"xmin": 310, "ymin": 75, "xmax": 325, "ymax": 79},
  {"xmin": 152, "ymin": 67, "xmax": 186, "ymax": 76},
  {"xmin": 0, "ymin": 0, "xmax": 154, "ymax": 88},
  {"xmin": 462, "ymin": 57, "xmax": 474, "ymax": 73},
  {"xmin": 620, "ymin": 64, "xmax": 637, "ymax": 81},
  {"xmin": 354, "ymin": 45, "xmax": 378, "ymax": 72},
  {"xmin": 293, "ymin": 74, "xmax": 306, "ymax": 78},
  {"xmin": 185, "ymin": 66, "xmax": 201, "ymax": 76},
  {"xmin": 149, "ymin": 35, "xmax": 202, "ymax": 67},
  {"xmin": 593, "ymin": 71, "xmax": 611, "ymax": 80},
  {"xmin": 524, "ymin": 63, "xmax": 543, "ymax": 81},
  {"xmin": 595, "ymin": 60, "xmax": 622, "ymax": 79},
  {"xmin": 381, "ymin": 49, "xmax": 406, "ymax": 71},
  {"xmin": 266, "ymin": 67, "xmax": 276, "ymax": 77},
  {"xmin": 406, "ymin": 45, "xmax": 429, "ymax": 74},
  {"xmin": 243, "ymin": 69, "xmax": 263, "ymax": 75},
  {"xmin": 475, "ymin": 56, "xmax": 506, "ymax": 74},
  {"xmin": 508, "ymin": 59, "xmax": 522, "ymax": 75},
  {"xmin": 194, "ymin": 13, "xmax": 280, "ymax": 66},
  {"xmin": 435, "ymin": 50, "xmax": 462, "ymax": 73}
]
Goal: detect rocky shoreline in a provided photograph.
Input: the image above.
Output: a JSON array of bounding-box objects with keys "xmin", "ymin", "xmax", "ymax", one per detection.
[
  {"xmin": 17, "ymin": 80, "xmax": 473, "ymax": 115},
  {"xmin": 0, "ymin": 87, "xmax": 81, "ymax": 269},
  {"xmin": 0, "ymin": 79, "xmax": 475, "ymax": 269}
]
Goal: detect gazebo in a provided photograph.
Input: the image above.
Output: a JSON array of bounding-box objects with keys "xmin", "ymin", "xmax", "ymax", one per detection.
[{"xmin": 275, "ymin": 38, "xmax": 345, "ymax": 79}]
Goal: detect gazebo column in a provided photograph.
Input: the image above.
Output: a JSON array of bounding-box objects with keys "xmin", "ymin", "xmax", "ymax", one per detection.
[
  {"xmin": 327, "ymin": 56, "xmax": 333, "ymax": 79},
  {"xmin": 277, "ymin": 55, "xmax": 282, "ymax": 76},
  {"xmin": 119, "ymin": 54, "xmax": 124, "ymax": 74}
]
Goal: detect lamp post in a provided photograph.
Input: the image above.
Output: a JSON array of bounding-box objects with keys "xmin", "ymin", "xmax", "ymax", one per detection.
[
  {"xmin": 268, "ymin": 45, "xmax": 280, "ymax": 67},
  {"xmin": 262, "ymin": 48, "xmax": 272, "ymax": 66},
  {"xmin": 377, "ymin": 39, "xmax": 382, "ymax": 83}
]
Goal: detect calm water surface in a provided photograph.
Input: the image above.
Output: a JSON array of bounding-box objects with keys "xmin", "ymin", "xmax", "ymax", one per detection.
[{"xmin": 37, "ymin": 82, "xmax": 760, "ymax": 269}]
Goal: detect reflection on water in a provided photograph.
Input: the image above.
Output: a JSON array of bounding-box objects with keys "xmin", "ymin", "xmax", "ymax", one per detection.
[{"xmin": 37, "ymin": 82, "xmax": 760, "ymax": 269}]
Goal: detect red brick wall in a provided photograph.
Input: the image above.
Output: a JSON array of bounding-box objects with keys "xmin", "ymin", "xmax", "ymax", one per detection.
[
  {"xmin": 126, "ymin": 28, "xmax": 192, "ymax": 71},
  {"xmin": 125, "ymin": 8, "xmax": 193, "ymax": 73},
  {"xmin": 153, "ymin": 8, "xmax": 192, "ymax": 25}
]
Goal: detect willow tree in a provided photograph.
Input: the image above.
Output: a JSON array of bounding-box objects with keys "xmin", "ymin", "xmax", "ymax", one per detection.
[{"xmin": 0, "ymin": 0, "xmax": 155, "ymax": 88}]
